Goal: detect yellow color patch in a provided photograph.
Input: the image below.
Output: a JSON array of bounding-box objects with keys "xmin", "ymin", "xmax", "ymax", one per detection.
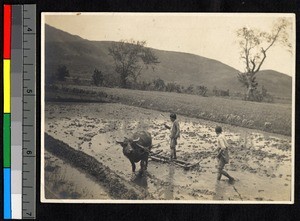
[{"xmin": 3, "ymin": 59, "xmax": 11, "ymax": 113}]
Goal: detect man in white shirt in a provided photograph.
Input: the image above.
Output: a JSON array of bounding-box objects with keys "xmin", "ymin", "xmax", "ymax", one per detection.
[
  {"xmin": 164, "ymin": 113, "xmax": 180, "ymax": 161},
  {"xmin": 215, "ymin": 126, "xmax": 234, "ymax": 182}
]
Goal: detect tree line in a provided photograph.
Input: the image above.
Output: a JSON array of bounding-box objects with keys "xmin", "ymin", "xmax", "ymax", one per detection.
[
  {"xmin": 50, "ymin": 64, "xmax": 274, "ymax": 102},
  {"xmin": 48, "ymin": 18, "xmax": 291, "ymax": 103}
]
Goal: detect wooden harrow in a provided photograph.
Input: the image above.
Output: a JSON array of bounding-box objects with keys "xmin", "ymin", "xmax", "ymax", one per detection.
[{"xmin": 149, "ymin": 151, "xmax": 200, "ymax": 170}]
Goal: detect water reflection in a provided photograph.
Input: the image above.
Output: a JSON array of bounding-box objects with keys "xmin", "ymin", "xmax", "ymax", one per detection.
[
  {"xmin": 45, "ymin": 155, "xmax": 111, "ymax": 199},
  {"xmin": 213, "ymin": 181, "xmax": 226, "ymax": 200},
  {"xmin": 132, "ymin": 172, "xmax": 148, "ymax": 189},
  {"xmin": 164, "ymin": 163, "xmax": 175, "ymax": 200}
]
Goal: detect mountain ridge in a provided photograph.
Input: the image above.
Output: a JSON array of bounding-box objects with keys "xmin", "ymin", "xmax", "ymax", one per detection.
[{"xmin": 45, "ymin": 24, "xmax": 292, "ymax": 98}]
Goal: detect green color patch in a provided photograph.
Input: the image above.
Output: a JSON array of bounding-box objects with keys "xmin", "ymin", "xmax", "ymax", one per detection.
[{"xmin": 3, "ymin": 114, "xmax": 11, "ymax": 167}]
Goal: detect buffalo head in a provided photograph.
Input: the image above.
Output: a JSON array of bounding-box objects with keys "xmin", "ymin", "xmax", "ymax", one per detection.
[
  {"xmin": 116, "ymin": 137, "xmax": 140, "ymax": 155},
  {"xmin": 116, "ymin": 131, "xmax": 152, "ymax": 173}
]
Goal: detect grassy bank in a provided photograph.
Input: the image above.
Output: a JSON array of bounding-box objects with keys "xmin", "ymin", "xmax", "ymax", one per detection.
[{"xmin": 46, "ymin": 85, "xmax": 292, "ymax": 136}]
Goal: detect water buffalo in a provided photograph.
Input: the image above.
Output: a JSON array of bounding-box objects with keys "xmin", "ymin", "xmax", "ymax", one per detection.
[{"xmin": 116, "ymin": 131, "xmax": 152, "ymax": 173}]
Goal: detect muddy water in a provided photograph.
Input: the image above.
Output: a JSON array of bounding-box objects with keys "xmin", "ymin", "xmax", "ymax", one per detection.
[
  {"xmin": 44, "ymin": 151, "xmax": 110, "ymax": 200},
  {"xmin": 44, "ymin": 102, "xmax": 292, "ymax": 201}
]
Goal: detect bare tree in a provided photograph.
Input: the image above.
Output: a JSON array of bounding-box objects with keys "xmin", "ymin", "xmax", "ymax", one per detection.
[
  {"xmin": 236, "ymin": 18, "xmax": 292, "ymax": 100},
  {"xmin": 108, "ymin": 39, "xmax": 159, "ymax": 88}
]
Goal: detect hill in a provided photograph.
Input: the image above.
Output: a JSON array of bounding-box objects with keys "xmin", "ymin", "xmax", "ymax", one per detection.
[{"xmin": 45, "ymin": 24, "xmax": 292, "ymax": 98}]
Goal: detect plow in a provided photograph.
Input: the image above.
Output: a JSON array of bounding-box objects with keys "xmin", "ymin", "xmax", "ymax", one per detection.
[
  {"xmin": 135, "ymin": 140, "xmax": 200, "ymax": 170},
  {"xmin": 149, "ymin": 150, "xmax": 200, "ymax": 170}
]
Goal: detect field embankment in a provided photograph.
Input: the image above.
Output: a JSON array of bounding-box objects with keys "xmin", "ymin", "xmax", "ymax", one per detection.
[
  {"xmin": 46, "ymin": 85, "xmax": 292, "ymax": 136},
  {"xmin": 44, "ymin": 133, "xmax": 152, "ymax": 200}
]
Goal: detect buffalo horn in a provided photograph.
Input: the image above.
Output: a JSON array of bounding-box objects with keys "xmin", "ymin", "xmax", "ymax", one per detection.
[{"xmin": 133, "ymin": 137, "xmax": 140, "ymax": 142}]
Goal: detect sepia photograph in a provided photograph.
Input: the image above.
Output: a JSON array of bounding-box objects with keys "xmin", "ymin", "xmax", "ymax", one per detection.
[{"xmin": 41, "ymin": 13, "xmax": 295, "ymax": 203}]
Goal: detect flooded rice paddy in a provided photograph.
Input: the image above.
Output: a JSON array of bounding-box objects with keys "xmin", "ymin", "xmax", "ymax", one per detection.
[{"xmin": 44, "ymin": 102, "xmax": 292, "ymax": 202}]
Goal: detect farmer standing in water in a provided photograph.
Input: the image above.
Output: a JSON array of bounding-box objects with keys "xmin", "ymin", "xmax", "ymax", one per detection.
[
  {"xmin": 215, "ymin": 126, "xmax": 235, "ymax": 182},
  {"xmin": 164, "ymin": 113, "xmax": 180, "ymax": 161}
]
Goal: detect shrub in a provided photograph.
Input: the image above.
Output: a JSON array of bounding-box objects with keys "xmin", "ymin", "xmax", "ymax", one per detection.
[{"xmin": 92, "ymin": 68, "xmax": 104, "ymax": 86}]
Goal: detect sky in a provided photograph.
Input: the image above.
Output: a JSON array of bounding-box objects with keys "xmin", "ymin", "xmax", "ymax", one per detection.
[{"xmin": 43, "ymin": 13, "xmax": 295, "ymax": 76}]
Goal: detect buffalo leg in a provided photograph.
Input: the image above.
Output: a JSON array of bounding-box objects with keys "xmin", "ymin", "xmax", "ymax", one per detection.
[
  {"xmin": 140, "ymin": 160, "xmax": 144, "ymax": 171},
  {"xmin": 144, "ymin": 158, "xmax": 148, "ymax": 170},
  {"xmin": 131, "ymin": 160, "xmax": 136, "ymax": 172}
]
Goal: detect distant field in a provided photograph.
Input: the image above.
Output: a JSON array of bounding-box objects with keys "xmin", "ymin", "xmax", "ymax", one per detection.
[{"xmin": 46, "ymin": 85, "xmax": 292, "ymax": 136}]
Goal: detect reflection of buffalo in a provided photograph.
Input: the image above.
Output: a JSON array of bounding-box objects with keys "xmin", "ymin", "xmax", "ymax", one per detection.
[
  {"xmin": 116, "ymin": 131, "xmax": 152, "ymax": 173},
  {"xmin": 132, "ymin": 173, "xmax": 148, "ymax": 188}
]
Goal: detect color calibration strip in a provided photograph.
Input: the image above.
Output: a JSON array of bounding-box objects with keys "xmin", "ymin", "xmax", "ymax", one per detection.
[
  {"xmin": 3, "ymin": 4, "xmax": 12, "ymax": 219},
  {"xmin": 3, "ymin": 4, "xmax": 36, "ymax": 219}
]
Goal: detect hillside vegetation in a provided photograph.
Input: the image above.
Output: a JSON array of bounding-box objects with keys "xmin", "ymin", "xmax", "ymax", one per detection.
[{"xmin": 45, "ymin": 24, "xmax": 292, "ymax": 99}]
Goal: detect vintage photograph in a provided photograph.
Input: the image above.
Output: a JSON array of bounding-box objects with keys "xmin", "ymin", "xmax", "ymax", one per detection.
[{"xmin": 41, "ymin": 13, "xmax": 295, "ymax": 203}]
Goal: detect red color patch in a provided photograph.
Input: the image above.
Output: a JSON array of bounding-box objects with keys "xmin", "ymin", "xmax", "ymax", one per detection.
[{"xmin": 3, "ymin": 5, "xmax": 12, "ymax": 59}]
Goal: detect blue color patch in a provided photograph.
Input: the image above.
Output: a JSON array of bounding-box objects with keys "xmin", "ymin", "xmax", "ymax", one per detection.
[{"xmin": 4, "ymin": 168, "xmax": 11, "ymax": 219}]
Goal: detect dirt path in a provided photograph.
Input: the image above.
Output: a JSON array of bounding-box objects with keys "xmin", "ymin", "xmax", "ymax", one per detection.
[{"xmin": 44, "ymin": 102, "xmax": 292, "ymax": 202}]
